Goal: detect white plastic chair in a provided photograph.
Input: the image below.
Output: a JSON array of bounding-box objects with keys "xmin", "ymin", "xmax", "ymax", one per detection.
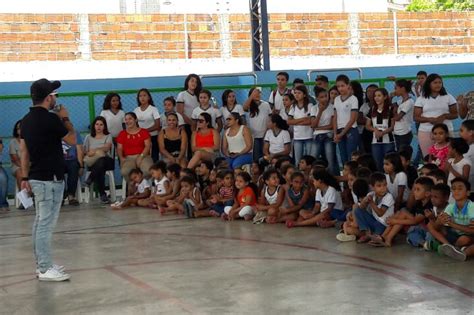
[{"xmin": 84, "ymin": 170, "xmax": 117, "ymax": 203}]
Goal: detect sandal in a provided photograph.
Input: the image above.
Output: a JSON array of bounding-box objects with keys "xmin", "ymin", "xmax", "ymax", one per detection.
[
  {"xmin": 286, "ymin": 220, "xmax": 295, "ymax": 228},
  {"xmin": 357, "ymin": 235, "xmax": 371, "ymax": 243}
]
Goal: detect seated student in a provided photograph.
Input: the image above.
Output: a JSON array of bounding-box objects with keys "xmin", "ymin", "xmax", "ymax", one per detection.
[
  {"xmin": 369, "ymin": 177, "xmax": 434, "ymax": 247},
  {"xmin": 223, "ymin": 172, "xmax": 258, "ymax": 221},
  {"xmin": 162, "ymin": 176, "xmax": 203, "ymax": 218},
  {"xmin": 354, "ymin": 172, "xmax": 395, "ymax": 243},
  {"xmin": 254, "ymin": 169, "xmax": 285, "ymax": 224},
  {"xmin": 298, "ymin": 155, "xmax": 316, "ymax": 179},
  {"xmin": 445, "ymin": 138, "xmax": 471, "ymax": 187},
  {"xmin": 111, "ymin": 169, "xmax": 151, "ymax": 210},
  {"xmin": 276, "ymin": 171, "xmax": 312, "ymax": 223},
  {"xmin": 459, "ymin": 120, "xmax": 473, "ymax": 200},
  {"xmin": 138, "ymin": 162, "xmax": 171, "ymax": 209},
  {"xmin": 336, "ymin": 160, "xmax": 358, "ymax": 182},
  {"xmin": 356, "ymin": 167, "xmax": 372, "ymax": 182},
  {"xmin": 197, "ymin": 160, "xmax": 213, "ymax": 195},
  {"xmin": 337, "ymin": 178, "xmax": 370, "ymax": 242},
  {"xmin": 383, "ymin": 152, "xmax": 409, "ymax": 211},
  {"xmin": 281, "ymin": 164, "xmax": 296, "ymax": 191},
  {"xmin": 357, "ymin": 154, "xmax": 378, "ymax": 173},
  {"xmin": 275, "ymin": 156, "xmax": 292, "ymax": 172},
  {"xmin": 399, "ymin": 146, "xmax": 418, "ymax": 191},
  {"xmin": 428, "ymin": 177, "xmax": 474, "ymax": 261},
  {"xmin": 286, "ymin": 170, "xmax": 343, "ymax": 228},
  {"xmin": 419, "ymin": 163, "xmax": 439, "ymax": 177},
  {"xmin": 262, "ymin": 114, "xmax": 292, "ymax": 165},
  {"xmin": 208, "ymin": 170, "xmax": 235, "ymax": 217},
  {"xmin": 251, "ymin": 161, "xmax": 265, "ymax": 194},
  {"xmin": 351, "ymin": 150, "xmax": 362, "ymax": 162},
  {"xmin": 421, "ymin": 183, "xmax": 450, "ymax": 249},
  {"xmin": 192, "ymin": 89, "xmax": 223, "ymax": 131},
  {"xmin": 155, "ymin": 163, "xmax": 181, "ymax": 212}
]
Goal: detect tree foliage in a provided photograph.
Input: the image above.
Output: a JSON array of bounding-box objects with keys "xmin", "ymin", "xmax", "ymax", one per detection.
[{"xmin": 406, "ymin": 0, "xmax": 474, "ymax": 11}]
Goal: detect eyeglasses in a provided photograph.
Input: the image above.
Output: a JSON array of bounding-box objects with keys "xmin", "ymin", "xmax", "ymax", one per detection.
[{"xmin": 198, "ymin": 119, "xmax": 205, "ymax": 123}]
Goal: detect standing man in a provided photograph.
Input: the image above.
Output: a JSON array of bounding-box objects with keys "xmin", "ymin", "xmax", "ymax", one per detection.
[
  {"xmin": 20, "ymin": 78, "xmax": 76, "ymax": 281},
  {"xmin": 268, "ymin": 71, "xmax": 290, "ymax": 117}
]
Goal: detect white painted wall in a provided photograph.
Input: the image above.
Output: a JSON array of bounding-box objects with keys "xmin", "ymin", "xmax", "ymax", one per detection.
[{"xmin": 0, "ymin": 0, "xmax": 121, "ymax": 14}]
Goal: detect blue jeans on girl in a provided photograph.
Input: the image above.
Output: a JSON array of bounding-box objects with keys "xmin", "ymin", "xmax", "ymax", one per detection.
[
  {"xmin": 226, "ymin": 153, "xmax": 253, "ymax": 170},
  {"xmin": 312, "ymin": 133, "xmax": 338, "ymax": 175},
  {"xmin": 253, "ymin": 138, "xmax": 264, "ymax": 162},
  {"xmin": 372, "ymin": 142, "xmax": 395, "ymax": 172},
  {"xmin": 337, "ymin": 127, "xmax": 359, "ymax": 166},
  {"xmin": 293, "ymin": 138, "xmax": 313, "ymax": 166}
]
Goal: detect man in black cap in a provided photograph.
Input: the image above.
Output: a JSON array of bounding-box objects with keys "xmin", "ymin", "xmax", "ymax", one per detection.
[{"xmin": 20, "ymin": 78, "xmax": 76, "ymax": 281}]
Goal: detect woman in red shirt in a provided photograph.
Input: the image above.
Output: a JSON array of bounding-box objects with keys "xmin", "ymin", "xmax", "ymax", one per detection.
[
  {"xmin": 116, "ymin": 112, "xmax": 153, "ymax": 180},
  {"xmin": 187, "ymin": 113, "xmax": 220, "ymax": 169}
]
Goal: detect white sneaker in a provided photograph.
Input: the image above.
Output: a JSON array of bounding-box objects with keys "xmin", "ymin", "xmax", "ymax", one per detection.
[
  {"xmin": 36, "ymin": 264, "xmax": 65, "ymax": 277},
  {"xmin": 336, "ymin": 233, "xmax": 356, "ymax": 242},
  {"xmin": 38, "ymin": 267, "xmax": 70, "ymax": 282}
]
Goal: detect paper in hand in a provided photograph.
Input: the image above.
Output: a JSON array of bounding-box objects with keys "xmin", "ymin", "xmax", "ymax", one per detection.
[{"xmin": 17, "ymin": 189, "xmax": 34, "ymax": 209}]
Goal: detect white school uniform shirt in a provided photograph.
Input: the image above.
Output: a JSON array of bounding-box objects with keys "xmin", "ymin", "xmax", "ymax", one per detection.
[
  {"xmin": 289, "ymin": 104, "xmax": 314, "ymax": 140},
  {"xmin": 310, "ymin": 104, "xmax": 334, "ymax": 136},
  {"xmin": 99, "ymin": 109, "xmax": 125, "ymax": 138},
  {"xmin": 221, "ymin": 104, "xmax": 245, "ymax": 121},
  {"xmin": 154, "ymin": 176, "xmax": 169, "ymax": 196},
  {"xmin": 370, "ymin": 109, "xmax": 395, "ymax": 144},
  {"xmin": 136, "ymin": 178, "xmax": 151, "ymax": 194},
  {"xmin": 334, "ymin": 95, "xmax": 359, "ymax": 129},
  {"xmin": 268, "ymin": 88, "xmax": 290, "ymax": 116},
  {"xmin": 394, "ymin": 98, "xmax": 414, "ymax": 136},
  {"xmin": 177, "ymin": 90, "xmax": 200, "ymax": 120},
  {"xmin": 447, "ymin": 157, "xmax": 472, "ymax": 187},
  {"xmin": 414, "ymin": 94, "xmax": 457, "ymax": 133},
  {"xmin": 192, "ymin": 105, "xmax": 223, "ymax": 129},
  {"xmin": 358, "ymin": 102, "xmax": 371, "ymax": 134},
  {"xmin": 386, "ymin": 172, "xmax": 409, "ymax": 202},
  {"xmin": 160, "ymin": 111, "xmax": 185, "ymax": 128},
  {"xmin": 315, "ymin": 186, "xmax": 343, "ymax": 212},
  {"xmin": 264, "ymin": 129, "xmax": 291, "ymax": 155},
  {"xmin": 465, "ymin": 143, "xmax": 474, "ymax": 192},
  {"xmin": 134, "ymin": 106, "xmax": 161, "ymax": 137},
  {"xmin": 248, "ymin": 101, "xmax": 272, "ymax": 139},
  {"xmin": 366, "ymin": 191, "xmax": 395, "ymax": 226}
]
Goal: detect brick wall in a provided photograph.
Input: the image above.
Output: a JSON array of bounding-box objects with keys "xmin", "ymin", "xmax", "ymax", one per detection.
[{"xmin": 0, "ymin": 12, "xmax": 472, "ymax": 62}]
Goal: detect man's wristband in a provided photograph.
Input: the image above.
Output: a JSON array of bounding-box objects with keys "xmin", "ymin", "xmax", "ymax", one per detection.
[{"xmin": 21, "ymin": 177, "xmax": 29, "ymax": 181}]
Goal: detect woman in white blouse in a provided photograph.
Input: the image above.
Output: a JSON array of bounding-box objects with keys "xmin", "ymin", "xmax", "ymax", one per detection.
[
  {"xmin": 99, "ymin": 92, "xmax": 125, "ymax": 140},
  {"xmin": 414, "ymin": 74, "xmax": 458, "ymax": 158}
]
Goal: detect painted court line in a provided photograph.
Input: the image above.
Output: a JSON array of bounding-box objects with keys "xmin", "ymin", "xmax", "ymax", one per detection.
[{"xmin": 63, "ymin": 230, "xmax": 474, "ymax": 299}]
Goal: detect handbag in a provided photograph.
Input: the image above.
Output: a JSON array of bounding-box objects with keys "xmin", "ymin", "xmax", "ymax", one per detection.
[{"xmin": 83, "ymin": 149, "xmax": 106, "ymax": 167}]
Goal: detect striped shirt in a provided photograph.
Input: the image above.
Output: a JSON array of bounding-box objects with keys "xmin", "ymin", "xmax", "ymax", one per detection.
[{"xmin": 370, "ymin": 108, "xmax": 394, "ymax": 144}]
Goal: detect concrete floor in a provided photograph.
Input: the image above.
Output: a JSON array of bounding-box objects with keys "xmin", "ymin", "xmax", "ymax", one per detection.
[{"xmin": 0, "ymin": 204, "xmax": 473, "ymax": 315}]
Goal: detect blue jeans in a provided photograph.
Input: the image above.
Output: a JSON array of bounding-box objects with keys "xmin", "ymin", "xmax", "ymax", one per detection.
[
  {"xmin": 337, "ymin": 128, "xmax": 359, "ymax": 165},
  {"xmin": 293, "ymin": 138, "xmax": 313, "ymax": 166},
  {"xmin": 354, "ymin": 207, "xmax": 386, "ymax": 235},
  {"xmin": 407, "ymin": 225, "xmax": 427, "ymax": 247},
  {"xmin": 394, "ymin": 132, "xmax": 413, "ymax": 151},
  {"xmin": 30, "ymin": 179, "xmax": 65, "ymax": 273},
  {"xmin": 64, "ymin": 159, "xmax": 80, "ymax": 197},
  {"xmin": 372, "ymin": 142, "xmax": 395, "ymax": 172},
  {"xmin": 312, "ymin": 133, "xmax": 338, "ymax": 175},
  {"xmin": 0, "ymin": 166, "xmax": 9, "ymax": 208},
  {"xmin": 226, "ymin": 153, "xmax": 253, "ymax": 170},
  {"xmin": 211, "ymin": 200, "xmax": 234, "ymax": 215},
  {"xmin": 253, "ymin": 138, "xmax": 264, "ymax": 162}
]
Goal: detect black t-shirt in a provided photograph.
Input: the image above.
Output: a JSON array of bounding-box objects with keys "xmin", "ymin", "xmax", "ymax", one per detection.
[
  {"xmin": 411, "ymin": 200, "xmax": 433, "ymax": 224},
  {"xmin": 21, "ymin": 106, "xmax": 68, "ymax": 181},
  {"xmin": 405, "ymin": 164, "xmax": 418, "ymax": 190}
]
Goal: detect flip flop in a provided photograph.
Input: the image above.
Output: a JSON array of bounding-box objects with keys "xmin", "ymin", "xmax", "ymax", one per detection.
[{"xmin": 357, "ymin": 235, "xmax": 371, "ymax": 243}]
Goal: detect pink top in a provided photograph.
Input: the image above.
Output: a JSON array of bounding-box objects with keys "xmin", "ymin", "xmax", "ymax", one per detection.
[{"xmin": 428, "ymin": 143, "xmax": 449, "ymax": 169}]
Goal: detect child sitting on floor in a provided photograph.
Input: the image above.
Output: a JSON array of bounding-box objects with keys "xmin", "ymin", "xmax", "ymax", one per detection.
[
  {"xmin": 208, "ymin": 170, "xmax": 235, "ymax": 217},
  {"xmin": 223, "ymin": 172, "xmax": 258, "ymax": 221},
  {"xmin": 383, "ymin": 152, "xmax": 409, "ymax": 211},
  {"xmin": 277, "ymin": 172, "xmax": 313, "ymax": 223},
  {"xmin": 369, "ymin": 177, "xmax": 434, "ymax": 247},
  {"xmin": 111, "ymin": 169, "xmax": 151, "ymax": 210},
  {"xmin": 354, "ymin": 172, "xmax": 395, "ymax": 243},
  {"xmin": 255, "ymin": 169, "xmax": 285, "ymax": 224},
  {"xmin": 286, "ymin": 170, "xmax": 343, "ymax": 228},
  {"xmin": 427, "ymin": 177, "xmax": 474, "ymax": 261},
  {"xmin": 138, "ymin": 161, "xmax": 171, "ymax": 209}
]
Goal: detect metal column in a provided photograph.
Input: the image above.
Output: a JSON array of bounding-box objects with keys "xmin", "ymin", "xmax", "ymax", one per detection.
[{"xmin": 249, "ymin": 0, "xmax": 270, "ymax": 71}]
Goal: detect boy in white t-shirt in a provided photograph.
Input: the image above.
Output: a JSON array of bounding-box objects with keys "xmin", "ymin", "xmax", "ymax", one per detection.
[
  {"xmin": 459, "ymin": 120, "xmax": 474, "ymax": 200},
  {"xmin": 111, "ymin": 168, "xmax": 151, "ymax": 210},
  {"xmin": 192, "ymin": 89, "xmax": 223, "ymax": 132},
  {"xmin": 353, "ymin": 173, "xmax": 395, "ymax": 243},
  {"xmin": 161, "ymin": 96, "xmax": 185, "ymax": 128},
  {"xmin": 268, "ymin": 71, "xmax": 290, "ymax": 116}
]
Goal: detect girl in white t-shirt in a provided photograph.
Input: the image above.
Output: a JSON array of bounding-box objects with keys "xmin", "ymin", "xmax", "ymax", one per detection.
[
  {"xmin": 333, "ymin": 75, "xmax": 360, "ymax": 166},
  {"xmin": 221, "ymin": 89, "xmax": 245, "ymax": 127},
  {"xmin": 134, "ymin": 88, "xmax": 161, "ymax": 162},
  {"xmin": 288, "ymin": 85, "xmax": 313, "ymax": 165},
  {"xmin": 191, "ymin": 89, "xmax": 223, "ymax": 132},
  {"xmin": 383, "ymin": 152, "xmax": 409, "ymax": 211},
  {"xmin": 263, "ymin": 114, "xmax": 292, "ymax": 164},
  {"xmin": 359, "ymin": 84, "xmax": 378, "ymax": 154},
  {"xmin": 244, "ymin": 87, "xmax": 272, "ymax": 162},
  {"xmin": 459, "ymin": 120, "xmax": 474, "ymax": 199},
  {"xmin": 445, "ymin": 138, "xmax": 471, "ymax": 187},
  {"xmin": 287, "ymin": 170, "xmax": 343, "ymax": 228},
  {"xmin": 393, "ymin": 79, "xmax": 415, "ymax": 150},
  {"xmin": 100, "ymin": 92, "xmax": 125, "ymax": 139},
  {"xmin": 414, "ymin": 73, "xmax": 458, "ymax": 158},
  {"xmin": 160, "ymin": 96, "xmax": 185, "ymax": 128}
]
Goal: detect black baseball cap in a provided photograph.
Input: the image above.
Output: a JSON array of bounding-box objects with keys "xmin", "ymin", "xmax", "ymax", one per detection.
[{"xmin": 30, "ymin": 78, "xmax": 61, "ymax": 104}]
